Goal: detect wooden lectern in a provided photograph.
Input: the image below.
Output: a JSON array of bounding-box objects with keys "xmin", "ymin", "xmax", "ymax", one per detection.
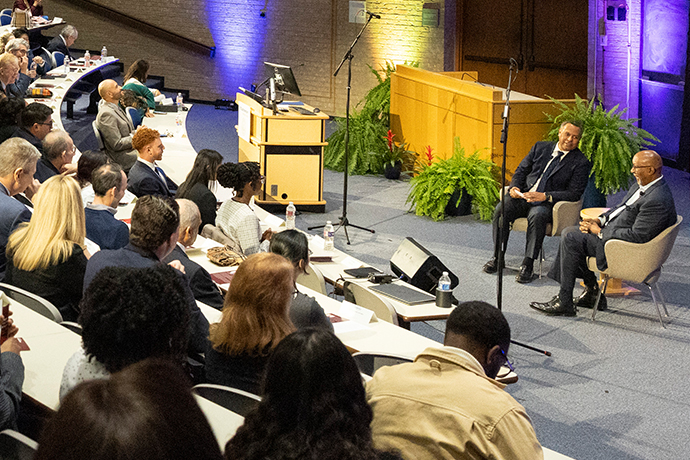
[{"xmin": 235, "ymin": 92, "xmax": 328, "ymax": 212}]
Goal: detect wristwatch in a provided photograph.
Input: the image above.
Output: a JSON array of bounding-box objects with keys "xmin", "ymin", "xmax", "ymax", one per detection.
[{"xmin": 545, "ymin": 193, "xmax": 553, "ymax": 203}]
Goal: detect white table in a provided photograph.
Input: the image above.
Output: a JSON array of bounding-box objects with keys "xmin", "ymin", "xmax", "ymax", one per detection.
[{"xmin": 194, "ymin": 394, "xmax": 245, "ymax": 450}]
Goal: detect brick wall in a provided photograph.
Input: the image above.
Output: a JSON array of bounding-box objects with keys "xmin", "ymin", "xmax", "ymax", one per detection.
[{"xmin": 47, "ymin": 0, "xmax": 445, "ymax": 116}]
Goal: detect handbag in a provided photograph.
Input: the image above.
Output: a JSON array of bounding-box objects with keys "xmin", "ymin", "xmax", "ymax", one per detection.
[
  {"xmin": 11, "ymin": 10, "xmax": 31, "ymax": 28},
  {"xmin": 207, "ymin": 246, "xmax": 246, "ymax": 267}
]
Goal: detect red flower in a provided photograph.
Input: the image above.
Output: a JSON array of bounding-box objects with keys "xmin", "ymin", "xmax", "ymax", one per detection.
[
  {"xmin": 385, "ymin": 130, "xmax": 395, "ymax": 151},
  {"xmin": 424, "ymin": 145, "xmax": 434, "ymax": 166}
]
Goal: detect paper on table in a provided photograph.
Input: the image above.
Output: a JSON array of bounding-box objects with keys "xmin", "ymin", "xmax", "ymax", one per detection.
[
  {"xmin": 339, "ymin": 301, "xmax": 377, "ymax": 324},
  {"xmin": 341, "ymin": 256, "xmax": 364, "ymax": 269},
  {"xmin": 262, "ymin": 213, "xmax": 285, "ymax": 231}
]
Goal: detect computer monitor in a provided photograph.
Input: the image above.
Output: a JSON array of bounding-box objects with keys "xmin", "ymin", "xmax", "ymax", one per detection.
[{"xmin": 264, "ymin": 62, "xmax": 301, "ymax": 97}]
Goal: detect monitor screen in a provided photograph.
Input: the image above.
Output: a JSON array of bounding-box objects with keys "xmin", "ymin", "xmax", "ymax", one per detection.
[{"xmin": 264, "ymin": 62, "xmax": 301, "ymax": 97}]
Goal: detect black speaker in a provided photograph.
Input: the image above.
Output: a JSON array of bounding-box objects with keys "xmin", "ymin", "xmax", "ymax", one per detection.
[{"xmin": 389, "ymin": 237, "xmax": 459, "ymax": 294}]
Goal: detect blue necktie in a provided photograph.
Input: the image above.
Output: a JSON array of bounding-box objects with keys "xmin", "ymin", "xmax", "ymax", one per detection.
[
  {"xmin": 536, "ymin": 151, "xmax": 563, "ymax": 193},
  {"xmin": 155, "ymin": 166, "xmax": 168, "ymax": 186}
]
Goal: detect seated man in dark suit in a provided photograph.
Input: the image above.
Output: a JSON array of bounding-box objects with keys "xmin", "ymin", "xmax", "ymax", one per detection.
[
  {"xmin": 0, "ymin": 54, "xmax": 22, "ymax": 99},
  {"xmin": 127, "ymin": 126, "xmax": 177, "ymax": 198},
  {"xmin": 5, "ymin": 39, "xmax": 34, "ymax": 95},
  {"xmin": 163, "ymin": 199, "xmax": 224, "ymax": 309},
  {"xmin": 84, "ymin": 163, "xmax": 129, "ymax": 250},
  {"xmin": 46, "ymin": 25, "xmax": 78, "ymax": 60},
  {"xmin": 0, "ymin": 138, "xmax": 40, "ymax": 281},
  {"xmin": 11, "ymin": 102, "xmax": 53, "ymax": 156},
  {"xmin": 35, "ymin": 130, "xmax": 77, "ymax": 183},
  {"xmin": 484, "ymin": 120, "xmax": 591, "ymax": 283},
  {"xmin": 531, "ymin": 150, "xmax": 677, "ymax": 316},
  {"xmin": 84, "ymin": 195, "xmax": 209, "ymax": 354}
]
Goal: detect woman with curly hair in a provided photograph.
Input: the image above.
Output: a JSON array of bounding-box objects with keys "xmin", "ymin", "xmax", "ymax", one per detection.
[
  {"xmin": 177, "ymin": 149, "xmax": 223, "ymax": 232},
  {"xmin": 215, "ymin": 161, "xmax": 273, "ymax": 255},
  {"xmin": 225, "ymin": 328, "xmax": 402, "ymax": 460},
  {"xmin": 4, "ymin": 175, "xmax": 87, "ymax": 322},
  {"xmin": 59, "ymin": 265, "xmax": 190, "ymax": 400},
  {"xmin": 205, "ymin": 252, "xmax": 295, "ymax": 395}
]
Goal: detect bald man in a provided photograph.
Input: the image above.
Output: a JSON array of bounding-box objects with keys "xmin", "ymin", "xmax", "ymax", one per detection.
[
  {"xmin": 531, "ymin": 150, "xmax": 677, "ymax": 316},
  {"xmin": 95, "ymin": 79, "xmax": 137, "ymax": 172}
]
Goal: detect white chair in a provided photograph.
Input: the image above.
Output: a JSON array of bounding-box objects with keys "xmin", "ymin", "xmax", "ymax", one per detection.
[
  {"xmin": 0, "ymin": 430, "xmax": 38, "ymax": 460},
  {"xmin": 0, "ymin": 283, "xmax": 63, "ymax": 323},
  {"xmin": 125, "ymin": 106, "xmax": 143, "ymax": 129},
  {"xmin": 296, "ymin": 263, "xmax": 327, "ymax": 295},
  {"xmin": 343, "ymin": 281, "xmax": 399, "ymax": 326},
  {"xmin": 51, "ymin": 50, "xmax": 65, "ymax": 67},
  {"xmin": 0, "ymin": 8, "xmax": 11, "ymax": 15},
  {"xmin": 92, "ymin": 121, "xmax": 105, "ymax": 151},
  {"xmin": 192, "ymin": 383, "xmax": 261, "ymax": 417},
  {"xmin": 352, "ymin": 352, "xmax": 413, "ymax": 376},
  {"xmin": 586, "ymin": 215, "xmax": 683, "ymax": 327}
]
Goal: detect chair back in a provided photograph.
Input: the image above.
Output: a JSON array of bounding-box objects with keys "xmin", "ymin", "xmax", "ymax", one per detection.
[
  {"xmin": 0, "ymin": 430, "xmax": 38, "ymax": 460},
  {"xmin": 602, "ymin": 215, "xmax": 683, "ymax": 283},
  {"xmin": 0, "ymin": 283, "xmax": 63, "ymax": 323},
  {"xmin": 125, "ymin": 106, "xmax": 143, "ymax": 129},
  {"xmin": 343, "ymin": 281, "xmax": 399, "ymax": 326},
  {"xmin": 296, "ymin": 263, "xmax": 327, "ymax": 295},
  {"xmin": 92, "ymin": 121, "xmax": 105, "ymax": 150},
  {"xmin": 0, "ymin": 14, "xmax": 12, "ymax": 26},
  {"xmin": 0, "ymin": 8, "xmax": 11, "ymax": 15},
  {"xmin": 192, "ymin": 384, "xmax": 261, "ymax": 417},
  {"xmin": 41, "ymin": 47, "xmax": 55, "ymax": 69},
  {"xmin": 352, "ymin": 352, "xmax": 413, "ymax": 377},
  {"xmin": 52, "ymin": 51, "xmax": 65, "ymax": 67}
]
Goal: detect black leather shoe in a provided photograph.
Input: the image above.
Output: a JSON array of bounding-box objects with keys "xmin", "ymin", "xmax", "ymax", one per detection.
[
  {"xmin": 529, "ymin": 295, "xmax": 577, "ymax": 316},
  {"xmin": 574, "ymin": 286, "xmax": 608, "ymax": 310},
  {"xmin": 483, "ymin": 257, "xmax": 498, "ymax": 274},
  {"xmin": 515, "ymin": 265, "xmax": 534, "ymax": 284}
]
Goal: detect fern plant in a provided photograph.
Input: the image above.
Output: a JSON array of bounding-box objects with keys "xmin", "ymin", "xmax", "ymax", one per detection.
[
  {"xmin": 407, "ymin": 139, "xmax": 500, "ymax": 221},
  {"xmin": 324, "ymin": 61, "xmax": 415, "ymax": 175},
  {"xmin": 545, "ymin": 94, "xmax": 658, "ymax": 196}
]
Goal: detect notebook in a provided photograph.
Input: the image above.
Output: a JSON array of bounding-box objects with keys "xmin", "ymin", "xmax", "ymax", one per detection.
[{"xmin": 369, "ymin": 283, "xmax": 435, "ymax": 305}]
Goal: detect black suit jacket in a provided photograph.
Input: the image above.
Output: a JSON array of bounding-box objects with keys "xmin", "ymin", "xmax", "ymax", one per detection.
[
  {"xmin": 511, "ymin": 141, "xmax": 591, "ymax": 203},
  {"xmin": 162, "ymin": 245, "xmax": 224, "ymax": 310},
  {"xmin": 46, "ymin": 36, "xmax": 72, "ymax": 60},
  {"xmin": 127, "ymin": 160, "xmax": 177, "ymax": 198}
]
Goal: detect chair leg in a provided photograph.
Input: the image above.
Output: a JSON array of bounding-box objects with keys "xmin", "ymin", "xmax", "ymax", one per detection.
[
  {"xmin": 538, "ymin": 248, "xmax": 544, "ymax": 279},
  {"xmin": 653, "ymin": 282, "xmax": 670, "ymax": 316},
  {"xmin": 592, "ymin": 276, "xmax": 609, "ymax": 321},
  {"xmin": 646, "ymin": 283, "xmax": 667, "ymax": 328}
]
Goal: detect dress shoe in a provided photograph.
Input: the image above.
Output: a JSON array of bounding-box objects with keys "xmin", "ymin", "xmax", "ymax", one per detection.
[
  {"xmin": 483, "ymin": 257, "xmax": 498, "ymax": 274},
  {"xmin": 515, "ymin": 264, "xmax": 534, "ymax": 284},
  {"xmin": 529, "ymin": 295, "xmax": 577, "ymax": 316},
  {"xmin": 574, "ymin": 286, "xmax": 607, "ymax": 310}
]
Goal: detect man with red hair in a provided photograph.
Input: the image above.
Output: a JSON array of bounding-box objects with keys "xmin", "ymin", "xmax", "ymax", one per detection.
[{"xmin": 127, "ymin": 126, "xmax": 177, "ymax": 197}]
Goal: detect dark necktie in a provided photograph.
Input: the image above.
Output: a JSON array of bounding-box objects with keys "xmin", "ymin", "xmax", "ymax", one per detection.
[
  {"xmin": 536, "ymin": 151, "xmax": 563, "ymax": 193},
  {"xmin": 155, "ymin": 166, "xmax": 168, "ymax": 186}
]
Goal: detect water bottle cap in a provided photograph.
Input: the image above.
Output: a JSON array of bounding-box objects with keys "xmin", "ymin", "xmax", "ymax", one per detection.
[
  {"xmin": 326, "ymin": 221, "xmax": 332, "ymax": 225},
  {"xmin": 442, "ymin": 271, "xmax": 448, "ymax": 276},
  {"xmin": 288, "ymin": 202, "xmax": 293, "ymax": 205}
]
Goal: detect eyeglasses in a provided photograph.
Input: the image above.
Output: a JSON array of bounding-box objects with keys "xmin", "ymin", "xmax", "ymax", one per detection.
[
  {"xmin": 499, "ymin": 349, "xmax": 515, "ymax": 373},
  {"xmin": 37, "ymin": 121, "xmax": 54, "ymax": 127}
]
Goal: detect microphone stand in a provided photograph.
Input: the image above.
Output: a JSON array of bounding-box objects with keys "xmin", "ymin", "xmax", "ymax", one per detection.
[
  {"xmin": 496, "ymin": 58, "xmax": 551, "ymax": 357},
  {"xmin": 308, "ymin": 12, "xmax": 378, "ymax": 244}
]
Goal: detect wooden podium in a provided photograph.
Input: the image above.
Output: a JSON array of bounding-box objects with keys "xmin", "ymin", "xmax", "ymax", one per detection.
[{"xmin": 235, "ymin": 92, "xmax": 328, "ymax": 212}]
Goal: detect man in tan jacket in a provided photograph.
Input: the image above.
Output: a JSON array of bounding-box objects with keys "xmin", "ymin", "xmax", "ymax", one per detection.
[{"xmin": 366, "ymin": 301, "xmax": 543, "ymax": 460}]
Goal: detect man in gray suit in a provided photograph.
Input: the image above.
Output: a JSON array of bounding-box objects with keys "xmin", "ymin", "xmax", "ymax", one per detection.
[{"xmin": 95, "ymin": 79, "xmax": 137, "ymax": 172}]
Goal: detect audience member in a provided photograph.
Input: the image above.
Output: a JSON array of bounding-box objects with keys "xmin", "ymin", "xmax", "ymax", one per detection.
[
  {"xmin": 75, "ymin": 149, "xmax": 108, "ymax": 203},
  {"xmin": 177, "ymin": 148, "xmax": 223, "ymax": 232},
  {"xmin": 122, "ymin": 59, "xmax": 163, "ymax": 118},
  {"xmin": 41, "ymin": 359, "xmax": 223, "ymax": 460},
  {"xmin": 84, "ymin": 195, "xmax": 209, "ymax": 354},
  {"xmin": 0, "ymin": 96, "xmax": 24, "ymax": 143},
  {"xmin": 128, "ymin": 126, "xmax": 177, "ymax": 197},
  {"xmin": 366, "ymin": 301, "xmax": 543, "ymax": 459},
  {"xmin": 95, "ymin": 79, "xmax": 137, "ymax": 171},
  {"xmin": 59, "ymin": 265, "xmax": 190, "ymax": 399},
  {"xmin": 46, "ymin": 25, "xmax": 78, "ymax": 60},
  {"xmin": 531, "ymin": 150, "xmax": 678, "ymax": 316},
  {"xmin": 206, "ymin": 252, "xmax": 295, "ymax": 395},
  {"xmin": 0, "ymin": 306, "xmax": 24, "ymax": 431},
  {"xmin": 5, "ymin": 39, "xmax": 33, "ymax": 92},
  {"xmin": 216, "ymin": 161, "xmax": 273, "ymax": 255},
  {"xmin": 269, "ymin": 230, "xmax": 333, "ymax": 331},
  {"xmin": 13, "ymin": 0, "xmax": 43, "ymax": 18},
  {"xmin": 12, "ymin": 101, "xmax": 53, "ymax": 154},
  {"xmin": 0, "ymin": 138, "xmax": 40, "ymax": 281},
  {"xmin": 484, "ymin": 120, "xmax": 590, "ymax": 283},
  {"xmin": 84, "ymin": 163, "xmax": 129, "ymax": 250},
  {"xmin": 225, "ymin": 328, "xmax": 401, "ymax": 460},
  {"xmin": 5, "ymin": 175, "xmax": 88, "ymax": 322},
  {"xmin": 35, "ymin": 129, "xmax": 76, "ymax": 182},
  {"xmin": 0, "ymin": 53, "xmax": 22, "ymax": 98},
  {"xmin": 162, "ymin": 199, "xmax": 224, "ymax": 309},
  {"xmin": 11, "ymin": 28, "xmax": 48, "ymax": 77}
]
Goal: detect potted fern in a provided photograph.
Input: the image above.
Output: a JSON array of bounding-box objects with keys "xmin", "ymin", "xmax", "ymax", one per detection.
[
  {"xmin": 545, "ymin": 95, "xmax": 658, "ymax": 206},
  {"xmin": 407, "ymin": 140, "xmax": 500, "ymax": 221}
]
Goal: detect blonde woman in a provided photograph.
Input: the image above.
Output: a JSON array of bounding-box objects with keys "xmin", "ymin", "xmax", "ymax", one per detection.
[
  {"xmin": 205, "ymin": 252, "xmax": 295, "ymax": 395},
  {"xmin": 5, "ymin": 175, "xmax": 89, "ymax": 322}
]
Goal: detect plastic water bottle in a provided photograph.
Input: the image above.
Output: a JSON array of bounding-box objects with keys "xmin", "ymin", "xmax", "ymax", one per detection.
[
  {"xmin": 438, "ymin": 272, "xmax": 451, "ymax": 291},
  {"xmin": 176, "ymin": 92, "xmax": 183, "ymax": 106},
  {"xmin": 286, "ymin": 202, "xmax": 296, "ymax": 230},
  {"xmin": 84, "ymin": 50, "xmax": 90, "ymax": 67},
  {"xmin": 101, "ymin": 46, "xmax": 107, "ymax": 62},
  {"xmin": 64, "ymin": 54, "xmax": 70, "ymax": 68},
  {"xmin": 323, "ymin": 221, "xmax": 334, "ymax": 251}
]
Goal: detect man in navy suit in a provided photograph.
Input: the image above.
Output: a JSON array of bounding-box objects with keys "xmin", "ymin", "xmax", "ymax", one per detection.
[
  {"xmin": 127, "ymin": 126, "xmax": 177, "ymax": 198},
  {"xmin": 531, "ymin": 150, "xmax": 677, "ymax": 316},
  {"xmin": 484, "ymin": 121, "xmax": 591, "ymax": 283},
  {"xmin": 0, "ymin": 138, "xmax": 40, "ymax": 281},
  {"xmin": 46, "ymin": 25, "xmax": 78, "ymax": 60}
]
